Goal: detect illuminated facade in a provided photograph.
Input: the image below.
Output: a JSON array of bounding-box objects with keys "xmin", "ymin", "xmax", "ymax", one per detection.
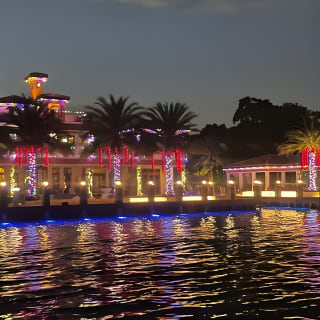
[
  {"xmin": 0, "ymin": 73, "xmax": 184, "ymax": 198},
  {"xmin": 224, "ymin": 154, "xmax": 311, "ymax": 192}
]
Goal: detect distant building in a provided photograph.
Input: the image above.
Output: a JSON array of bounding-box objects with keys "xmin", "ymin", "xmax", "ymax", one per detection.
[{"xmin": 224, "ymin": 154, "xmax": 306, "ymax": 192}]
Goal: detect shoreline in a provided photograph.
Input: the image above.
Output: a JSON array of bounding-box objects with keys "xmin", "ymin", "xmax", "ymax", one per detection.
[{"xmin": 0, "ymin": 197, "xmax": 317, "ymax": 223}]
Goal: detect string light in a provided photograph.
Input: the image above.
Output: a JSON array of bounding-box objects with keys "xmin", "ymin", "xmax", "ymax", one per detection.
[
  {"xmin": 309, "ymin": 151, "xmax": 317, "ymax": 191},
  {"xmin": 27, "ymin": 148, "xmax": 37, "ymax": 196},
  {"xmin": 113, "ymin": 152, "xmax": 121, "ymax": 183},
  {"xmin": 181, "ymin": 169, "xmax": 186, "ymax": 188},
  {"xmin": 10, "ymin": 167, "xmax": 17, "ymax": 196},
  {"xmin": 136, "ymin": 165, "xmax": 143, "ymax": 196},
  {"xmin": 165, "ymin": 153, "xmax": 174, "ymax": 195},
  {"xmin": 87, "ymin": 169, "xmax": 93, "ymax": 198}
]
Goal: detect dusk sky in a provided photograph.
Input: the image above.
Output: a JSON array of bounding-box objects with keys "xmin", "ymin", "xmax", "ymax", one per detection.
[{"xmin": 0, "ymin": 0, "xmax": 319, "ymax": 127}]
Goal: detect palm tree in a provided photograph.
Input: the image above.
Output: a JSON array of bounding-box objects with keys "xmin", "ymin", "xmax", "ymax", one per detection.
[
  {"xmin": 6, "ymin": 100, "xmax": 72, "ymax": 197},
  {"xmin": 278, "ymin": 118, "xmax": 320, "ymax": 191},
  {"xmin": 83, "ymin": 95, "xmax": 143, "ymax": 186},
  {"xmin": 143, "ymin": 102, "xmax": 198, "ymax": 195}
]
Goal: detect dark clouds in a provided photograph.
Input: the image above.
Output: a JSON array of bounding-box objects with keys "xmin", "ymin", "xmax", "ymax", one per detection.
[{"xmin": 110, "ymin": 0, "xmax": 295, "ymax": 12}]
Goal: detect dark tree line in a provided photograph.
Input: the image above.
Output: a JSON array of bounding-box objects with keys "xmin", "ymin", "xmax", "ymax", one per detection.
[{"xmin": 187, "ymin": 96, "xmax": 319, "ymax": 180}]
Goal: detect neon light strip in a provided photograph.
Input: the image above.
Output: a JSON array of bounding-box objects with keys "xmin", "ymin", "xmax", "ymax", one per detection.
[
  {"xmin": 224, "ymin": 165, "xmax": 301, "ymax": 172},
  {"xmin": 183, "ymin": 196, "xmax": 202, "ymax": 201}
]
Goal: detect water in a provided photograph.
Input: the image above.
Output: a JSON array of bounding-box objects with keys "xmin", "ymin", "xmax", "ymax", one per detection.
[{"xmin": 0, "ymin": 209, "xmax": 320, "ymax": 319}]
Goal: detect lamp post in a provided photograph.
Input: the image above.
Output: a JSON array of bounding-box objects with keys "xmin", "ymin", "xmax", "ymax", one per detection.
[
  {"xmin": 146, "ymin": 180, "xmax": 155, "ymax": 202},
  {"xmin": 12, "ymin": 187, "xmax": 21, "ymax": 207},
  {"xmin": 42, "ymin": 181, "xmax": 50, "ymax": 208},
  {"xmin": 253, "ymin": 180, "xmax": 262, "ymax": 199},
  {"xmin": 175, "ymin": 180, "xmax": 184, "ymax": 202},
  {"xmin": 275, "ymin": 180, "xmax": 282, "ymax": 199},
  {"xmin": 208, "ymin": 181, "xmax": 214, "ymax": 196},
  {"xmin": 200, "ymin": 180, "xmax": 208, "ymax": 201},
  {"xmin": 80, "ymin": 181, "xmax": 88, "ymax": 206},
  {"xmin": 0, "ymin": 182, "xmax": 8, "ymax": 210},
  {"xmin": 297, "ymin": 179, "xmax": 304, "ymax": 198},
  {"xmin": 227, "ymin": 180, "xmax": 236, "ymax": 200},
  {"xmin": 114, "ymin": 180, "xmax": 123, "ymax": 204}
]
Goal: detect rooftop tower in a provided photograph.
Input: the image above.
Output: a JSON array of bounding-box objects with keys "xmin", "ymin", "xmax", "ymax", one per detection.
[{"xmin": 24, "ymin": 72, "xmax": 48, "ymax": 100}]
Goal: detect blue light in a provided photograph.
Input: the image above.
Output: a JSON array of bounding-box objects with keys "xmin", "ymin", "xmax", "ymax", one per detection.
[
  {"xmin": 151, "ymin": 214, "xmax": 160, "ymax": 217},
  {"xmin": 1, "ymin": 222, "xmax": 10, "ymax": 226},
  {"xmin": 118, "ymin": 216, "xmax": 127, "ymax": 219},
  {"xmin": 46, "ymin": 220, "xmax": 56, "ymax": 223},
  {"xmin": 83, "ymin": 218, "xmax": 91, "ymax": 221},
  {"xmin": 261, "ymin": 206, "xmax": 309, "ymax": 211}
]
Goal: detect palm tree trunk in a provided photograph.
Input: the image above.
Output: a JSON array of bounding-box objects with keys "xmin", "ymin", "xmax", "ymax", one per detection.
[
  {"xmin": 113, "ymin": 153, "xmax": 121, "ymax": 184},
  {"xmin": 27, "ymin": 151, "xmax": 37, "ymax": 197},
  {"xmin": 165, "ymin": 153, "xmax": 174, "ymax": 195},
  {"xmin": 309, "ymin": 151, "xmax": 317, "ymax": 191},
  {"xmin": 136, "ymin": 165, "xmax": 143, "ymax": 196}
]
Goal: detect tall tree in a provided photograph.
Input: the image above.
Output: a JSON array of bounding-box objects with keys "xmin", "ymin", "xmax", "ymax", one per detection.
[
  {"xmin": 143, "ymin": 102, "xmax": 198, "ymax": 195},
  {"xmin": 83, "ymin": 95, "xmax": 143, "ymax": 185},
  {"xmin": 278, "ymin": 118, "xmax": 320, "ymax": 191},
  {"xmin": 6, "ymin": 100, "xmax": 72, "ymax": 197}
]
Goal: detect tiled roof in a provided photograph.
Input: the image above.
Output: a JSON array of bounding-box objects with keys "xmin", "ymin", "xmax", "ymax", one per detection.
[
  {"xmin": 225, "ymin": 154, "xmax": 300, "ymax": 169},
  {"xmin": 38, "ymin": 93, "xmax": 70, "ymax": 101},
  {"xmin": 24, "ymin": 72, "xmax": 48, "ymax": 81},
  {"xmin": 0, "ymin": 95, "xmax": 29, "ymax": 104}
]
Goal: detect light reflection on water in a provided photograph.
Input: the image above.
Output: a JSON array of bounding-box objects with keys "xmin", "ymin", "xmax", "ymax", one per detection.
[{"xmin": 0, "ymin": 209, "xmax": 320, "ymax": 319}]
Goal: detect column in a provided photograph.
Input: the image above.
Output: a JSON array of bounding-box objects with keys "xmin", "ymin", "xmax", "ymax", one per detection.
[
  {"xmin": 159, "ymin": 166, "xmax": 166, "ymax": 195},
  {"xmin": 48, "ymin": 166, "xmax": 53, "ymax": 187},
  {"xmin": 105, "ymin": 167, "xmax": 109, "ymax": 189},
  {"xmin": 265, "ymin": 171, "xmax": 270, "ymax": 190},
  {"xmin": 59, "ymin": 167, "xmax": 64, "ymax": 191},
  {"xmin": 72, "ymin": 166, "xmax": 82, "ymax": 194},
  {"xmin": 238, "ymin": 173, "xmax": 244, "ymax": 191},
  {"xmin": 251, "ymin": 172, "xmax": 256, "ymax": 190},
  {"xmin": 281, "ymin": 171, "xmax": 286, "ymax": 185}
]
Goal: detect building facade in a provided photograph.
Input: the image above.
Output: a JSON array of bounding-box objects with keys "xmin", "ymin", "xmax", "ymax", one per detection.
[
  {"xmin": 0, "ymin": 73, "xmax": 182, "ymax": 198},
  {"xmin": 224, "ymin": 154, "xmax": 310, "ymax": 194}
]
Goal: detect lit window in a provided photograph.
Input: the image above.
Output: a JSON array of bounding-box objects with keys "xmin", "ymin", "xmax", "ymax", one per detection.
[{"xmin": 9, "ymin": 133, "xmax": 17, "ymax": 140}]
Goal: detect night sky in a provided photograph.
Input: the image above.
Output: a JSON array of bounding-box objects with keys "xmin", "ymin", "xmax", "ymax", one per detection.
[{"xmin": 0, "ymin": 0, "xmax": 319, "ymax": 127}]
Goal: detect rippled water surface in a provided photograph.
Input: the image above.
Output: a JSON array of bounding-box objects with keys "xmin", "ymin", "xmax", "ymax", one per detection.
[{"xmin": 1, "ymin": 209, "xmax": 320, "ymax": 319}]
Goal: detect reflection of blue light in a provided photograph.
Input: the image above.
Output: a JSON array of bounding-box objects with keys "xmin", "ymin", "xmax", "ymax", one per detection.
[
  {"xmin": 262, "ymin": 206, "xmax": 309, "ymax": 211},
  {"xmin": 0, "ymin": 210, "xmax": 261, "ymax": 229}
]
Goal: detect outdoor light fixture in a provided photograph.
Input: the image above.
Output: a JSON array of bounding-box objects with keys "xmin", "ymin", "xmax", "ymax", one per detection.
[
  {"xmin": 276, "ymin": 180, "xmax": 281, "ymax": 185},
  {"xmin": 0, "ymin": 182, "xmax": 7, "ymax": 187},
  {"xmin": 208, "ymin": 181, "xmax": 214, "ymax": 185},
  {"xmin": 297, "ymin": 180, "xmax": 304, "ymax": 184},
  {"xmin": 80, "ymin": 181, "xmax": 86, "ymax": 186},
  {"xmin": 115, "ymin": 181, "xmax": 122, "ymax": 186},
  {"xmin": 12, "ymin": 187, "xmax": 20, "ymax": 192},
  {"xmin": 254, "ymin": 180, "xmax": 262, "ymax": 185},
  {"xmin": 147, "ymin": 181, "xmax": 154, "ymax": 186},
  {"xmin": 42, "ymin": 181, "xmax": 49, "ymax": 187},
  {"xmin": 176, "ymin": 180, "xmax": 182, "ymax": 185},
  {"xmin": 227, "ymin": 180, "xmax": 234, "ymax": 185},
  {"xmin": 202, "ymin": 180, "xmax": 207, "ymax": 185}
]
